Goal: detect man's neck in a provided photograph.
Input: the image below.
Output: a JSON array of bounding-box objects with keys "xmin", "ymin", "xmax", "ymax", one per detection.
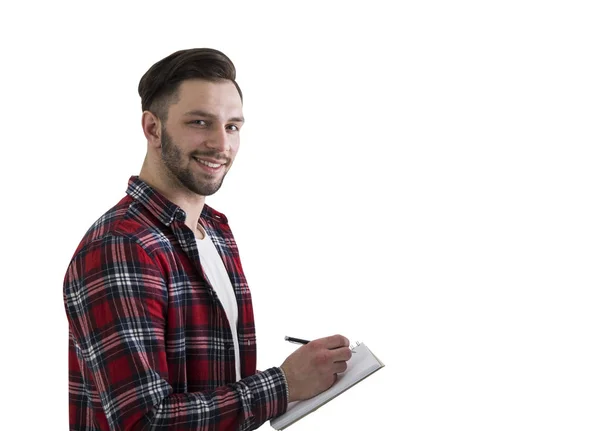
[{"xmin": 139, "ymin": 168, "xmax": 206, "ymax": 236}]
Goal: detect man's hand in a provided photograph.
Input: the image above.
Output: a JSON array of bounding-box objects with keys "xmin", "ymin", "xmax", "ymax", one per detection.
[{"xmin": 280, "ymin": 334, "xmax": 352, "ymax": 402}]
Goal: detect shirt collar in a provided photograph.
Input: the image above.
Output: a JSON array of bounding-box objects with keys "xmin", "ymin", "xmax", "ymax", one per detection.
[{"xmin": 126, "ymin": 176, "xmax": 228, "ymax": 226}]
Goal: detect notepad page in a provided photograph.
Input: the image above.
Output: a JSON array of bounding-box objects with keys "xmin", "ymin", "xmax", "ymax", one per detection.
[{"xmin": 271, "ymin": 343, "xmax": 384, "ymax": 430}]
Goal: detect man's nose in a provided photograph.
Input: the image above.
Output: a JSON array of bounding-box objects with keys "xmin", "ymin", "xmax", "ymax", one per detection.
[{"xmin": 206, "ymin": 127, "xmax": 229, "ymax": 152}]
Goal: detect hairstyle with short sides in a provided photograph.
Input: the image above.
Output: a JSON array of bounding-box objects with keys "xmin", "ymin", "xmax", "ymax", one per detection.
[{"xmin": 138, "ymin": 48, "xmax": 243, "ymax": 121}]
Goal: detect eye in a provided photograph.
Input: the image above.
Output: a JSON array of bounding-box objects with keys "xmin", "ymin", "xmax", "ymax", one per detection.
[
  {"xmin": 226, "ymin": 124, "xmax": 240, "ymax": 132},
  {"xmin": 190, "ymin": 120, "xmax": 208, "ymax": 126}
]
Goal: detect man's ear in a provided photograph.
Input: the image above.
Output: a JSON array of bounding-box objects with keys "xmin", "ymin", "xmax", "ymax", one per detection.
[{"xmin": 141, "ymin": 111, "xmax": 162, "ymax": 148}]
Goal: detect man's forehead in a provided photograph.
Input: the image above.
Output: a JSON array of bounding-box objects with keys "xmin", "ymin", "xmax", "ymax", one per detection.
[
  {"xmin": 178, "ymin": 79, "xmax": 240, "ymax": 100},
  {"xmin": 172, "ymin": 79, "xmax": 242, "ymax": 115}
]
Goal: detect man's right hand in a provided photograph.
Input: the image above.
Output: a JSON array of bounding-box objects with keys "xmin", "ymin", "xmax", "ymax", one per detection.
[{"xmin": 279, "ymin": 334, "xmax": 352, "ymax": 402}]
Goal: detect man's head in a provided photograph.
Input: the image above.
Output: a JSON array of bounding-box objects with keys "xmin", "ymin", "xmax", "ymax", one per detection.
[{"xmin": 139, "ymin": 48, "xmax": 244, "ymax": 197}]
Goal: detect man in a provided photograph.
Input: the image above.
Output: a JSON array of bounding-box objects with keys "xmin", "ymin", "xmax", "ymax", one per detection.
[{"xmin": 63, "ymin": 48, "xmax": 352, "ymax": 431}]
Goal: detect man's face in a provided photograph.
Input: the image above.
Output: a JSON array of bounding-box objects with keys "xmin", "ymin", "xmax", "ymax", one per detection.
[{"xmin": 160, "ymin": 79, "xmax": 244, "ymax": 196}]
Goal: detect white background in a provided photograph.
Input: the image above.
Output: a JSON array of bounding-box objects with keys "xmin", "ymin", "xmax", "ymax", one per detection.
[{"xmin": 1, "ymin": 0, "xmax": 599, "ymax": 430}]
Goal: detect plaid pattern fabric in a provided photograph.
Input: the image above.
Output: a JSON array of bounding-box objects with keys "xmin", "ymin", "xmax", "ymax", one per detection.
[{"xmin": 64, "ymin": 176, "xmax": 287, "ymax": 430}]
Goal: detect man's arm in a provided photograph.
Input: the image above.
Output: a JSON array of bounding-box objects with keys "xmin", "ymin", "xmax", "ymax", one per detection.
[{"xmin": 64, "ymin": 234, "xmax": 287, "ymax": 431}]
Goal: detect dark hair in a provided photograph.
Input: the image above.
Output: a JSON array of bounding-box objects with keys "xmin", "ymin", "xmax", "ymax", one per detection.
[{"xmin": 138, "ymin": 48, "xmax": 242, "ymax": 121}]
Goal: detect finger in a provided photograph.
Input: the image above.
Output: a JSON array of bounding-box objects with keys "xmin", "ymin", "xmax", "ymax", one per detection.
[
  {"xmin": 328, "ymin": 373, "xmax": 338, "ymax": 388},
  {"xmin": 333, "ymin": 361, "xmax": 348, "ymax": 374},
  {"xmin": 330, "ymin": 346, "xmax": 353, "ymax": 362},
  {"xmin": 321, "ymin": 334, "xmax": 349, "ymax": 349}
]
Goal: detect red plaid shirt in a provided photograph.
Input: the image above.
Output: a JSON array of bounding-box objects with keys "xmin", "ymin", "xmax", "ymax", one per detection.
[{"xmin": 64, "ymin": 176, "xmax": 288, "ymax": 430}]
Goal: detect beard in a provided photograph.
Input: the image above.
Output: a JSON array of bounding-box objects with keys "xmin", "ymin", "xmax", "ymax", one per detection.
[{"xmin": 160, "ymin": 126, "xmax": 229, "ymax": 196}]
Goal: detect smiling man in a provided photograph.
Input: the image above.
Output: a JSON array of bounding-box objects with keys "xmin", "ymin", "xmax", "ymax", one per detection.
[{"xmin": 63, "ymin": 48, "xmax": 351, "ymax": 431}]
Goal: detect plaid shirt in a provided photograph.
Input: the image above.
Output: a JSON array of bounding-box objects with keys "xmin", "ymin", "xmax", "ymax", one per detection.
[{"xmin": 64, "ymin": 176, "xmax": 288, "ymax": 431}]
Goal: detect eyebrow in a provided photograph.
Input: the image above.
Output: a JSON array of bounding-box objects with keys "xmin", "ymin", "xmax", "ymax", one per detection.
[{"xmin": 183, "ymin": 109, "xmax": 245, "ymax": 123}]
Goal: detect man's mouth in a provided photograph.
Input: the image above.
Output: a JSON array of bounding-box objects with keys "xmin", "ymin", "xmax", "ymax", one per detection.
[
  {"xmin": 193, "ymin": 157, "xmax": 226, "ymax": 171},
  {"xmin": 194, "ymin": 158, "xmax": 221, "ymax": 168}
]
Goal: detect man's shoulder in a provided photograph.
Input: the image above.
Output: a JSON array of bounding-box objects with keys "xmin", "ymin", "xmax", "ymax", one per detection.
[
  {"xmin": 202, "ymin": 203, "xmax": 229, "ymax": 224},
  {"xmin": 73, "ymin": 195, "xmax": 173, "ymax": 259}
]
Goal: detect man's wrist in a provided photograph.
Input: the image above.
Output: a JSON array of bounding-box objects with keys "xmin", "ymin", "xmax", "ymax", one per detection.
[{"xmin": 279, "ymin": 366, "xmax": 290, "ymax": 404}]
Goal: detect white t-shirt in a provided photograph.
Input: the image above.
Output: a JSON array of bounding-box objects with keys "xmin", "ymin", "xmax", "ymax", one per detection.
[{"xmin": 195, "ymin": 230, "xmax": 241, "ymax": 382}]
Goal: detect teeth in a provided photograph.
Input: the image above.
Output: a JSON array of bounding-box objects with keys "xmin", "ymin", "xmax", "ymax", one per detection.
[{"xmin": 195, "ymin": 158, "xmax": 221, "ymax": 168}]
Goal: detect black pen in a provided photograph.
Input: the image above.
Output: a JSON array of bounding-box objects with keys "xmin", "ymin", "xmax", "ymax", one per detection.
[
  {"xmin": 284, "ymin": 336, "xmax": 310, "ymax": 345},
  {"xmin": 285, "ymin": 335, "xmax": 356, "ymax": 353}
]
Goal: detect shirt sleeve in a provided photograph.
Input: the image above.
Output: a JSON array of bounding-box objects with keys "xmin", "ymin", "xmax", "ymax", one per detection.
[{"xmin": 64, "ymin": 234, "xmax": 288, "ymax": 431}]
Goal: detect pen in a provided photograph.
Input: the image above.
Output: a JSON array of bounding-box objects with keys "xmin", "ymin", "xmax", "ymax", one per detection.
[
  {"xmin": 285, "ymin": 335, "xmax": 357, "ymax": 353},
  {"xmin": 284, "ymin": 336, "xmax": 310, "ymax": 345}
]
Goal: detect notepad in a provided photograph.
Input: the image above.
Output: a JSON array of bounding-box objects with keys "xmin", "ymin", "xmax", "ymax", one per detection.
[{"xmin": 270, "ymin": 342, "xmax": 385, "ymax": 430}]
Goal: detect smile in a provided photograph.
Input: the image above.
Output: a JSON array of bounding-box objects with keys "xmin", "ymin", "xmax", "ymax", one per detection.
[
  {"xmin": 193, "ymin": 157, "xmax": 225, "ymax": 171},
  {"xmin": 197, "ymin": 159, "xmax": 221, "ymax": 168}
]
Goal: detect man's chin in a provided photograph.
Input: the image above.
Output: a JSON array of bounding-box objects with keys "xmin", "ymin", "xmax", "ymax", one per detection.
[{"xmin": 190, "ymin": 181, "xmax": 224, "ymax": 197}]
